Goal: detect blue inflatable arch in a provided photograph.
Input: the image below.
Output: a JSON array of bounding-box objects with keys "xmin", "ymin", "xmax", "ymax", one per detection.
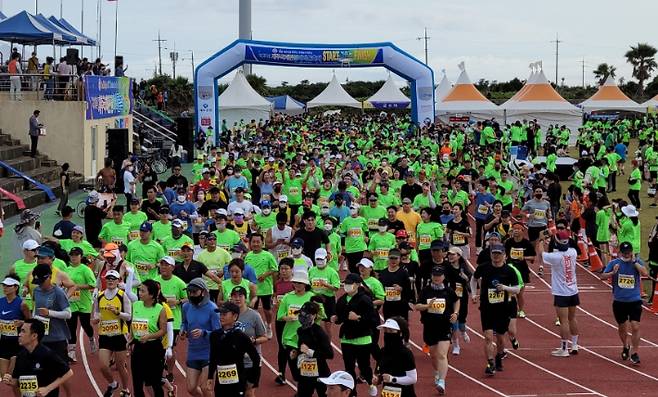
[{"xmin": 194, "ymin": 39, "xmax": 435, "ymax": 135}]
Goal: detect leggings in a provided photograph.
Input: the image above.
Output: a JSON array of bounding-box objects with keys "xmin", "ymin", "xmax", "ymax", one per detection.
[
  {"xmin": 66, "ymin": 311, "xmax": 94, "ymax": 344},
  {"xmin": 285, "ymin": 346, "xmax": 301, "ymax": 382},
  {"xmin": 297, "ymin": 376, "xmax": 327, "ymax": 397},
  {"xmin": 275, "ymin": 320, "xmax": 288, "ymax": 375},
  {"xmin": 131, "ymin": 340, "xmax": 164, "ymax": 397},
  {"xmin": 475, "ymin": 218, "xmax": 486, "ymax": 248},
  {"xmin": 628, "ymin": 189, "xmax": 641, "ymax": 209},
  {"xmin": 341, "ymin": 343, "xmax": 372, "ymax": 396},
  {"xmin": 345, "ymin": 251, "xmax": 365, "ymax": 274}
]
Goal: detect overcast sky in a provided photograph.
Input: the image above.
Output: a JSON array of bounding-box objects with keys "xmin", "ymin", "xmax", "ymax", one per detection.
[{"xmin": 1, "ymin": 0, "xmax": 655, "ymax": 88}]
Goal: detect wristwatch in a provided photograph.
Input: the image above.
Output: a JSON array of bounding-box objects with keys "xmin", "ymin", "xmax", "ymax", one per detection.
[{"xmin": 392, "ymin": 377, "xmax": 397, "ymax": 384}]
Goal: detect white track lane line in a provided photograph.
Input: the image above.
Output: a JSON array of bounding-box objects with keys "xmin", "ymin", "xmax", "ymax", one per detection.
[
  {"xmin": 465, "ymin": 326, "xmax": 606, "ymax": 397},
  {"xmin": 80, "ymin": 328, "xmax": 104, "ymax": 397}
]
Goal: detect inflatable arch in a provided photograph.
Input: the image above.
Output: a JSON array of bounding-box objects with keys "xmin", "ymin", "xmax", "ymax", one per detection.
[{"xmin": 194, "ymin": 40, "xmax": 435, "ymax": 136}]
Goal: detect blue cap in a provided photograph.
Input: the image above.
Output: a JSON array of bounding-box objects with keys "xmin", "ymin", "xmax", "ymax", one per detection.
[
  {"xmin": 291, "ymin": 237, "xmax": 305, "ymax": 248},
  {"xmin": 260, "ymin": 200, "xmax": 271, "ymax": 208},
  {"xmin": 36, "ymin": 246, "xmax": 55, "ymax": 258},
  {"xmin": 139, "ymin": 222, "xmax": 153, "ymax": 232}
]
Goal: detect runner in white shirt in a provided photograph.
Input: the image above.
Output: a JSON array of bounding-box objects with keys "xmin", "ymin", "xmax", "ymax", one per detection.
[{"xmin": 537, "ymin": 229, "xmax": 580, "ymax": 357}]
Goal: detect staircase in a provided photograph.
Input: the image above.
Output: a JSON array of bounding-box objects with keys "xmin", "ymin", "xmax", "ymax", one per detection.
[
  {"xmin": 0, "ymin": 129, "xmax": 84, "ymax": 218},
  {"xmin": 132, "ymin": 103, "xmax": 178, "ymax": 157}
]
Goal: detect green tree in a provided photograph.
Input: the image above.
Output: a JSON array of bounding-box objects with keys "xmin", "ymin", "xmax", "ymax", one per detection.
[
  {"xmin": 625, "ymin": 43, "xmax": 657, "ymax": 96},
  {"xmin": 593, "ymin": 63, "xmax": 617, "ymax": 85}
]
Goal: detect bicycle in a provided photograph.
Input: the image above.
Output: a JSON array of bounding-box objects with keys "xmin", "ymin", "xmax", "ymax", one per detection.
[
  {"xmin": 75, "ymin": 183, "xmax": 96, "ymax": 218},
  {"xmin": 135, "ymin": 149, "xmax": 168, "ymax": 175}
]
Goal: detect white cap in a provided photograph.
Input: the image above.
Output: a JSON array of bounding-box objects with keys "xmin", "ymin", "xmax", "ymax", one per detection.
[
  {"xmin": 22, "ymin": 239, "xmax": 39, "ymax": 250},
  {"xmin": 160, "ymin": 256, "xmax": 176, "ymax": 266},
  {"xmin": 104, "ymin": 270, "xmax": 121, "ymax": 279},
  {"xmin": 318, "ymin": 371, "xmax": 355, "ymax": 390},
  {"xmin": 172, "ymin": 219, "xmax": 184, "ymax": 228},
  {"xmin": 279, "ymin": 195, "xmax": 288, "ymax": 203},
  {"xmin": 268, "ymin": 156, "xmax": 275, "ymax": 162},
  {"xmin": 621, "ymin": 205, "xmax": 639, "ymax": 218},
  {"xmin": 377, "ymin": 318, "xmax": 401, "ymax": 331},
  {"xmin": 315, "ymin": 248, "xmax": 328, "ymax": 259},
  {"xmin": 290, "ymin": 271, "xmax": 310, "ymax": 285},
  {"xmin": 358, "ymin": 258, "xmax": 374, "ymax": 268},
  {"xmin": 217, "ymin": 208, "xmax": 228, "ymax": 216},
  {"xmin": 350, "ymin": 203, "xmax": 360, "ymax": 211},
  {"xmin": 1, "ymin": 277, "xmax": 20, "ymax": 286},
  {"xmin": 233, "ymin": 208, "xmax": 245, "ymax": 215}
]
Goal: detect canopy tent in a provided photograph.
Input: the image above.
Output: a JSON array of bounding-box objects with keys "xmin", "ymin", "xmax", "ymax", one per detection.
[
  {"xmin": 501, "ymin": 63, "xmax": 582, "ymax": 133},
  {"xmin": 434, "ymin": 71, "xmax": 452, "ymax": 102},
  {"xmin": 32, "ymin": 13, "xmax": 78, "ymax": 44},
  {"xmin": 580, "ymin": 76, "xmax": 645, "ymax": 113},
  {"xmin": 52, "ymin": 16, "xmax": 96, "ymax": 46},
  {"xmin": 0, "ymin": 12, "xmax": 6, "ymax": 20},
  {"xmin": 266, "ymin": 95, "xmax": 305, "ymax": 115},
  {"xmin": 0, "ymin": 10, "xmax": 69, "ymax": 45},
  {"xmin": 219, "ymin": 70, "xmax": 272, "ymax": 127},
  {"xmin": 642, "ymin": 94, "xmax": 658, "ymax": 111},
  {"xmin": 436, "ymin": 63, "xmax": 501, "ymax": 122},
  {"xmin": 307, "ymin": 74, "xmax": 361, "ymax": 109},
  {"xmin": 364, "ymin": 73, "xmax": 410, "ymax": 109}
]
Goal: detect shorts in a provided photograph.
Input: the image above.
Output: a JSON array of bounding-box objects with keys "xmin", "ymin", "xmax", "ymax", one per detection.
[
  {"xmin": 254, "ymin": 295, "xmax": 272, "ymax": 311},
  {"xmin": 245, "ymin": 365, "xmax": 260, "ymax": 387},
  {"xmin": 186, "ymin": 359, "xmax": 209, "ymax": 371},
  {"xmin": 527, "ymin": 225, "xmax": 547, "ymax": 242},
  {"xmin": 513, "ymin": 261, "xmax": 530, "ymax": 283},
  {"xmin": 99, "ymin": 335, "xmax": 128, "ymax": 352},
  {"xmin": 480, "ymin": 308, "xmax": 511, "ymax": 335},
  {"xmin": 423, "ymin": 322, "xmax": 452, "ymax": 346},
  {"xmin": 612, "ymin": 300, "xmax": 642, "ymax": 324},
  {"xmin": 43, "ymin": 340, "xmax": 68, "ymax": 363},
  {"xmin": 553, "ymin": 294, "xmax": 580, "ymax": 308},
  {"xmin": 508, "ymin": 297, "xmax": 518, "ymax": 319},
  {"xmin": 320, "ymin": 296, "xmax": 336, "ymax": 320},
  {"xmin": 0, "ymin": 337, "xmax": 20, "ymax": 359},
  {"xmin": 209, "ymin": 289, "xmax": 220, "ymax": 303}
]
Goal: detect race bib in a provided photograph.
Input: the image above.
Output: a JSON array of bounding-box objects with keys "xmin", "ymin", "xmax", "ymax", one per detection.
[
  {"xmin": 288, "ymin": 187, "xmax": 300, "ymax": 196},
  {"xmin": 218, "ymin": 243, "xmax": 230, "ymax": 251},
  {"xmin": 111, "ymin": 237, "xmax": 125, "ymax": 245},
  {"xmin": 618, "ymin": 274, "xmax": 635, "ymax": 289},
  {"xmin": 99, "ymin": 319, "xmax": 121, "ymax": 336},
  {"xmin": 33, "ymin": 315, "xmax": 49, "ymax": 335},
  {"xmin": 299, "ymin": 358, "xmax": 319, "ymax": 377},
  {"xmin": 477, "ymin": 204, "xmax": 489, "ymax": 215},
  {"xmin": 534, "ymin": 209, "xmax": 546, "ymax": 219},
  {"xmin": 129, "ymin": 231, "xmax": 140, "ymax": 240},
  {"xmin": 168, "ymin": 249, "xmax": 182, "ymax": 259},
  {"xmin": 287, "ymin": 304, "xmax": 301, "ymax": 321},
  {"xmin": 385, "ymin": 287, "xmax": 401, "ymax": 302},
  {"xmin": 311, "ymin": 278, "xmax": 327, "ymax": 291},
  {"xmin": 18, "ymin": 375, "xmax": 38, "ymax": 397},
  {"xmin": 348, "ymin": 228, "xmax": 363, "ymax": 238},
  {"xmin": 0, "ymin": 320, "xmax": 17, "ymax": 337},
  {"xmin": 368, "ymin": 219, "xmax": 379, "ymax": 229},
  {"xmin": 277, "ymin": 249, "xmax": 291, "ymax": 260},
  {"xmin": 132, "ymin": 318, "xmax": 149, "ymax": 338},
  {"xmin": 382, "ymin": 386, "xmax": 402, "ymax": 397},
  {"xmin": 453, "ymin": 234, "xmax": 465, "ymax": 245},
  {"xmin": 216, "ymin": 364, "xmax": 239, "ymax": 385},
  {"xmin": 455, "ymin": 284, "xmax": 463, "ymax": 298},
  {"xmin": 510, "ymin": 248, "xmax": 524, "ymax": 260},
  {"xmin": 418, "ymin": 235, "xmax": 431, "ymax": 245},
  {"xmin": 69, "ymin": 290, "xmax": 81, "ymax": 302},
  {"xmin": 374, "ymin": 249, "xmax": 389, "ymax": 260},
  {"xmin": 427, "ymin": 298, "xmax": 446, "ymax": 314},
  {"xmin": 487, "ymin": 288, "xmax": 505, "ymax": 304},
  {"xmin": 135, "ymin": 262, "xmax": 151, "ymax": 274}
]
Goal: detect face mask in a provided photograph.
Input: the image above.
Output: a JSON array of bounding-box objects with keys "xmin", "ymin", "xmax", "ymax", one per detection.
[
  {"xmin": 292, "ymin": 247, "xmax": 302, "ymax": 256},
  {"xmin": 319, "ymin": 208, "xmax": 330, "ymax": 216},
  {"xmin": 189, "ymin": 294, "xmax": 203, "ymax": 305},
  {"xmin": 350, "ymin": 208, "xmax": 358, "ymax": 216},
  {"xmin": 316, "ymin": 258, "xmax": 327, "ymax": 268},
  {"xmin": 235, "ymin": 172, "xmax": 241, "ymax": 177},
  {"xmin": 378, "ymin": 225, "xmax": 387, "ymax": 232},
  {"xmin": 227, "ymin": 169, "xmax": 234, "ymax": 175},
  {"xmin": 217, "ymin": 223, "xmax": 226, "ymax": 231},
  {"xmin": 231, "ymin": 252, "xmax": 242, "ymax": 259},
  {"xmin": 442, "ymin": 209, "xmax": 450, "ymax": 215},
  {"xmin": 324, "ymin": 224, "xmax": 333, "ymax": 232},
  {"xmin": 128, "ymin": 166, "xmax": 134, "ymax": 172},
  {"xmin": 262, "ymin": 208, "xmax": 271, "ymax": 215},
  {"xmin": 343, "ymin": 284, "xmax": 356, "ymax": 294},
  {"xmin": 177, "ymin": 195, "xmax": 186, "ymax": 203},
  {"xmin": 298, "ymin": 312, "xmax": 314, "ymax": 329},
  {"xmin": 279, "ymin": 202, "xmax": 287, "ymax": 208},
  {"xmin": 384, "ymin": 332, "xmax": 403, "ymax": 348}
]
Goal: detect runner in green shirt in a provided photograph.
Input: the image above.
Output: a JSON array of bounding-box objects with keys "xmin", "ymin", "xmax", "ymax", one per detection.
[
  {"xmin": 367, "ymin": 218, "xmax": 397, "ymax": 271},
  {"xmin": 308, "ymin": 248, "xmax": 340, "ymax": 338},
  {"xmin": 360, "ymin": 194, "xmax": 387, "ymax": 235},
  {"xmin": 358, "ymin": 258, "xmax": 385, "ymax": 304},
  {"xmin": 161, "ymin": 220, "xmax": 194, "ymax": 262},
  {"xmin": 126, "ymin": 222, "xmax": 165, "ymax": 281},
  {"xmin": 57, "ymin": 225, "xmax": 98, "ymax": 260},
  {"xmin": 276, "ymin": 273, "xmax": 314, "ymax": 349},
  {"xmin": 64, "ymin": 247, "xmax": 97, "ymax": 360},
  {"xmin": 99, "ymin": 206, "xmax": 131, "ymax": 246},
  {"xmin": 254, "ymin": 201, "xmax": 277, "ymax": 231},
  {"xmin": 196, "ymin": 234, "xmax": 233, "ymax": 302},
  {"xmin": 244, "ymin": 234, "xmax": 278, "ymax": 333},
  {"xmin": 323, "ymin": 217, "xmax": 342, "ymax": 272},
  {"xmin": 152, "ymin": 207, "xmax": 173, "ymax": 243},
  {"xmin": 339, "ymin": 204, "xmax": 369, "ymax": 273},
  {"xmin": 123, "ymin": 198, "xmax": 149, "ymax": 241},
  {"xmin": 213, "ymin": 215, "xmax": 241, "ymax": 251}
]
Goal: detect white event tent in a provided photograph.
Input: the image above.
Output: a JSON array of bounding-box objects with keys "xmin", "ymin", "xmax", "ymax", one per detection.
[
  {"xmin": 364, "ymin": 73, "xmax": 410, "ymax": 109},
  {"xmin": 434, "ymin": 70, "xmax": 452, "ymax": 102},
  {"xmin": 580, "ymin": 76, "xmax": 645, "ymax": 113},
  {"xmin": 307, "ymin": 74, "xmax": 361, "ymax": 109},
  {"xmin": 436, "ymin": 63, "xmax": 501, "ymax": 122},
  {"xmin": 219, "ymin": 70, "xmax": 272, "ymax": 127}
]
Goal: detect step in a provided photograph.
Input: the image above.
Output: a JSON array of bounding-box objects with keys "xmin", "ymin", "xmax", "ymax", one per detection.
[
  {"xmin": 0, "ymin": 144, "xmax": 30, "ymax": 161},
  {"xmin": 0, "ymin": 175, "xmax": 83, "ymax": 218},
  {"xmin": 0, "ymin": 156, "xmax": 42, "ymax": 177},
  {"xmin": 0, "ymin": 166, "xmax": 62, "ymax": 194},
  {"xmin": 0, "ymin": 134, "xmax": 22, "ymax": 147}
]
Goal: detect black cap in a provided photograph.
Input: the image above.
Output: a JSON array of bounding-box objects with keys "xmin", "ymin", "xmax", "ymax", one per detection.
[
  {"xmin": 235, "ymin": 187, "xmax": 245, "ymax": 193},
  {"xmin": 229, "ymin": 286, "xmax": 248, "ymax": 297},
  {"xmin": 218, "ymin": 302, "xmax": 240, "ymax": 315},
  {"xmin": 130, "ymin": 197, "xmax": 140, "ymax": 204},
  {"xmin": 431, "ymin": 266, "xmax": 446, "ymax": 276},
  {"xmin": 388, "ymin": 248, "xmax": 401, "ymax": 258},
  {"xmin": 430, "ymin": 239, "xmax": 447, "ymax": 250},
  {"xmin": 378, "ymin": 218, "xmax": 388, "ymax": 226},
  {"xmin": 619, "ymin": 241, "xmax": 633, "ymax": 253},
  {"xmin": 69, "ymin": 247, "xmax": 84, "ymax": 256},
  {"xmin": 31, "ymin": 263, "xmax": 52, "ymax": 284},
  {"xmin": 344, "ymin": 273, "xmax": 363, "ymax": 285}
]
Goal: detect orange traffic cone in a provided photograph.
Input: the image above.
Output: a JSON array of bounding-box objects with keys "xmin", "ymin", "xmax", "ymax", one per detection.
[
  {"xmin": 651, "ymin": 282, "xmax": 658, "ymax": 313},
  {"xmin": 577, "ymin": 240, "xmax": 588, "ymax": 262},
  {"xmin": 587, "ymin": 241, "xmax": 604, "ymax": 272}
]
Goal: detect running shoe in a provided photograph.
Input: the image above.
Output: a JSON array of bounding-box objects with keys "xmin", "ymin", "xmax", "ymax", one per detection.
[
  {"xmin": 485, "ymin": 362, "xmax": 496, "ymax": 376},
  {"xmin": 630, "ymin": 353, "xmax": 641, "ymax": 365},
  {"xmin": 103, "ymin": 383, "xmax": 118, "ymax": 397},
  {"xmin": 89, "ymin": 337, "xmax": 98, "ymax": 354},
  {"xmin": 517, "ymin": 310, "xmax": 526, "ymax": 318},
  {"xmin": 621, "ymin": 345, "xmax": 630, "ymax": 361},
  {"xmin": 554, "ymin": 318, "xmax": 561, "ymax": 326},
  {"xmin": 436, "ymin": 378, "xmax": 446, "ymax": 395},
  {"xmin": 165, "ymin": 372, "xmax": 174, "ymax": 383},
  {"xmin": 499, "ymin": 350, "xmax": 509, "ymax": 360},
  {"xmin": 67, "ymin": 349, "xmax": 77, "ymax": 363},
  {"xmin": 266, "ymin": 325, "xmax": 273, "ymax": 339},
  {"xmin": 119, "ymin": 390, "xmax": 131, "ymax": 397},
  {"xmin": 452, "ymin": 345, "xmax": 461, "ymax": 355},
  {"xmin": 538, "ymin": 266, "xmax": 544, "ymax": 277},
  {"xmin": 368, "ymin": 384, "xmax": 378, "ymax": 397},
  {"xmin": 510, "ymin": 338, "xmax": 520, "ymax": 350},
  {"xmin": 495, "ymin": 354, "xmax": 504, "ymax": 371},
  {"xmin": 462, "ymin": 331, "xmax": 470, "ymax": 343},
  {"xmin": 275, "ymin": 374, "xmax": 286, "ymax": 386},
  {"xmin": 167, "ymin": 384, "xmax": 177, "ymax": 397},
  {"xmin": 570, "ymin": 346, "xmax": 579, "ymax": 355},
  {"xmin": 551, "ymin": 348, "xmax": 570, "ymax": 357}
]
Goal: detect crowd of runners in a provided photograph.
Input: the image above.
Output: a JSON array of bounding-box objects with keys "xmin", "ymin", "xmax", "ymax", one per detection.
[{"xmin": 1, "ymin": 111, "xmax": 657, "ymax": 397}]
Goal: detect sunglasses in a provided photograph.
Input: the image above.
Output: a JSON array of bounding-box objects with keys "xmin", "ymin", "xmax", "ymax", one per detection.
[{"xmin": 105, "ymin": 277, "xmax": 119, "ymax": 281}]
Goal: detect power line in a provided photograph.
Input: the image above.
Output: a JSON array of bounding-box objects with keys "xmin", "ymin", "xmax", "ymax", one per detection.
[
  {"xmin": 416, "ymin": 28, "xmax": 430, "ymax": 65},
  {"xmin": 550, "ymin": 33, "xmax": 563, "ymax": 85},
  {"xmin": 153, "ymin": 31, "xmax": 167, "ymax": 75}
]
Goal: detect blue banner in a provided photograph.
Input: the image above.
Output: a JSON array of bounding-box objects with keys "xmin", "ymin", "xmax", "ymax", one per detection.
[
  {"xmin": 84, "ymin": 76, "xmax": 134, "ymax": 120},
  {"xmin": 245, "ymin": 45, "xmax": 384, "ymax": 66}
]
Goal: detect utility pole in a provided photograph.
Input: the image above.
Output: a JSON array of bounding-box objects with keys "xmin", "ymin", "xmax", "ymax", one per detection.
[
  {"xmin": 578, "ymin": 58, "xmax": 586, "ymax": 88},
  {"xmin": 183, "ymin": 50, "xmax": 195, "ymax": 78},
  {"xmin": 169, "ymin": 43, "xmax": 179, "ymax": 79},
  {"xmin": 416, "ymin": 28, "xmax": 430, "ymax": 65},
  {"xmin": 153, "ymin": 31, "xmax": 167, "ymax": 75},
  {"xmin": 550, "ymin": 33, "xmax": 563, "ymax": 85}
]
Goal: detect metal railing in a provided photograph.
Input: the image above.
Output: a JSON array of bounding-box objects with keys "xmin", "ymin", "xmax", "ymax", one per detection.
[
  {"xmin": 136, "ymin": 100, "xmax": 176, "ymax": 125},
  {"xmin": 133, "ymin": 110, "xmax": 177, "ymax": 143},
  {"xmin": 0, "ymin": 72, "xmax": 84, "ymax": 101}
]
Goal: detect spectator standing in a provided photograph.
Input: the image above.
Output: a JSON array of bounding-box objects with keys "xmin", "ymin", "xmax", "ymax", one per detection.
[
  {"xmin": 28, "ymin": 110, "xmax": 43, "ymax": 158},
  {"xmin": 57, "ymin": 163, "xmax": 70, "ymax": 215},
  {"xmin": 8, "ymin": 53, "xmax": 22, "ymax": 100}
]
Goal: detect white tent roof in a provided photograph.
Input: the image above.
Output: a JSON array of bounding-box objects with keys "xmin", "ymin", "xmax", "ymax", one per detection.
[
  {"xmin": 307, "ymin": 74, "xmax": 361, "ymax": 109},
  {"xmin": 437, "ymin": 67, "xmax": 499, "ymax": 112},
  {"xmin": 434, "ymin": 72, "xmax": 452, "ymax": 102},
  {"xmin": 219, "ymin": 70, "xmax": 272, "ymax": 110},
  {"xmin": 642, "ymin": 94, "xmax": 658, "ymax": 109},
  {"xmin": 580, "ymin": 76, "xmax": 645, "ymax": 112},
  {"xmin": 366, "ymin": 73, "xmax": 410, "ymax": 104},
  {"xmin": 501, "ymin": 69, "xmax": 580, "ymax": 112}
]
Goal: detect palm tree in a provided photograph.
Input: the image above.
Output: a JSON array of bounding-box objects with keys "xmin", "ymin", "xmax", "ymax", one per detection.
[
  {"xmin": 625, "ymin": 43, "xmax": 658, "ymax": 96},
  {"xmin": 593, "ymin": 63, "xmax": 617, "ymax": 85}
]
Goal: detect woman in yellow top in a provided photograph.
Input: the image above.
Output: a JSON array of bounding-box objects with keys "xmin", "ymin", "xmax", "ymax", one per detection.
[
  {"xmin": 130, "ymin": 279, "xmax": 167, "ymax": 397},
  {"xmin": 92, "ymin": 270, "xmax": 132, "ymax": 397}
]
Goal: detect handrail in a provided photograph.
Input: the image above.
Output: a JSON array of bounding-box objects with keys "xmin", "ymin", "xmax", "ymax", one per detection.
[
  {"xmin": 136, "ymin": 100, "xmax": 176, "ymax": 124},
  {"xmin": 0, "ymin": 159, "xmax": 56, "ymax": 202},
  {"xmin": 134, "ymin": 111, "xmax": 177, "ymax": 141},
  {"xmin": 134, "ymin": 115, "xmax": 176, "ymax": 143}
]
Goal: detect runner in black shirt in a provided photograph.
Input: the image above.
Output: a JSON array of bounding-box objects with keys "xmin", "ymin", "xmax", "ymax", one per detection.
[
  {"xmin": 385, "ymin": 206, "xmax": 405, "ymax": 235},
  {"xmin": 373, "ymin": 317, "xmax": 417, "ymax": 397},
  {"xmin": 444, "ymin": 246, "xmax": 472, "ymax": 356},
  {"xmin": 292, "ymin": 212, "xmax": 330, "ymax": 264},
  {"xmin": 378, "ymin": 249, "xmax": 413, "ymax": 320},
  {"xmin": 173, "ymin": 243, "xmax": 223, "ymax": 284},
  {"xmin": 6, "ymin": 319, "xmax": 73, "ymax": 397},
  {"xmin": 140, "ymin": 187, "xmax": 163, "ymax": 221},
  {"xmin": 504, "ymin": 223, "xmax": 535, "ymax": 318}
]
